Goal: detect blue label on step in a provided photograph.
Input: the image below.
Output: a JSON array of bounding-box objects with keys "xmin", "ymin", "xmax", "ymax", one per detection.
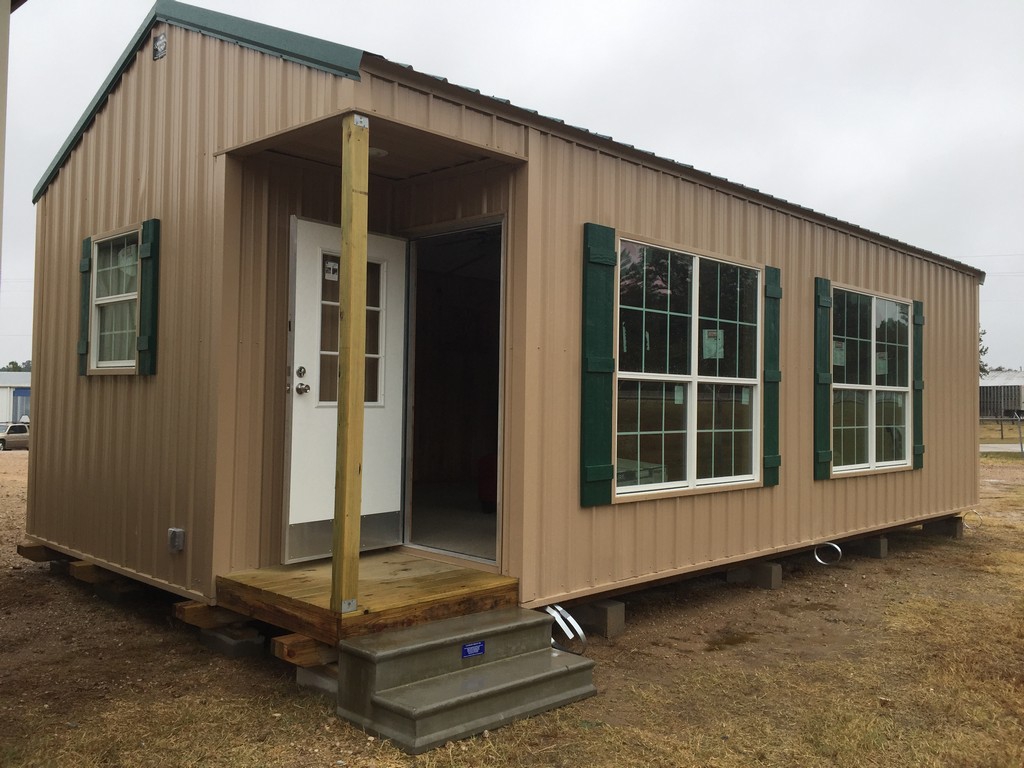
[{"xmin": 462, "ymin": 641, "xmax": 485, "ymax": 659}]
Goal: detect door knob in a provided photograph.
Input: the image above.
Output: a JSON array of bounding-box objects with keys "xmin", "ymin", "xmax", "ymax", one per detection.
[{"xmin": 295, "ymin": 383, "xmax": 311, "ymax": 395}]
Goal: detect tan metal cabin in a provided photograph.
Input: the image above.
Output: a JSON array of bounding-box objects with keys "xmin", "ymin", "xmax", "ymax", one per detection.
[{"xmin": 27, "ymin": 1, "xmax": 983, "ymax": 639}]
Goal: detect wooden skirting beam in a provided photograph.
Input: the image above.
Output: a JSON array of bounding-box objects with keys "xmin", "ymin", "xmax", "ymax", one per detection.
[
  {"xmin": 16, "ymin": 541, "xmax": 67, "ymax": 562},
  {"xmin": 65, "ymin": 560, "xmax": 146, "ymax": 603},
  {"xmin": 272, "ymin": 633, "xmax": 338, "ymax": 668},
  {"xmin": 69, "ymin": 561, "xmax": 114, "ymax": 584},
  {"xmin": 174, "ymin": 600, "xmax": 248, "ymax": 629}
]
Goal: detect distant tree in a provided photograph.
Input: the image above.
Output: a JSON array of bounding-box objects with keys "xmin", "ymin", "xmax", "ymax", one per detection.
[
  {"xmin": 0, "ymin": 360, "xmax": 30, "ymax": 372},
  {"xmin": 979, "ymin": 328, "xmax": 989, "ymax": 377}
]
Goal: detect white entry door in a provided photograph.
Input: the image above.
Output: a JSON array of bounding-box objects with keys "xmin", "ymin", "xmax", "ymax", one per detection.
[{"xmin": 285, "ymin": 218, "xmax": 407, "ymax": 562}]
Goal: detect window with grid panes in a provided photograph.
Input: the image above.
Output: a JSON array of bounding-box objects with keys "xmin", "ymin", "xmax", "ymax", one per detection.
[
  {"xmin": 79, "ymin": 220, "xmax": 159, "ymax": 376},
  {"xmin": 91, "ymin": 232, "xmax": 140, "ymax": 368},
  {"xmin": 831, "ymin": 289, "xmax": 910, "ymax": 469},
  {"xmin": 318, "ymin": 255, "xmax": 384, "ymax": 405},
  {"xmin": 615, "ymin": 239, "xmax": 760, "ymax": 493}
]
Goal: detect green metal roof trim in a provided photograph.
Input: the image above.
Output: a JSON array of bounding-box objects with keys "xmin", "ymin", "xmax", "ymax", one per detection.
[{"xmin": 33, "ymin": 0, "xmax": 362, "ymax": 203}]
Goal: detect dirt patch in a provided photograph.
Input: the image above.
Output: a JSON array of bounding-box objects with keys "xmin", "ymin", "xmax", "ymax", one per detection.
[{"xmin": 2, "ymin": 451, "xmax": 1023, "ymax": 767}]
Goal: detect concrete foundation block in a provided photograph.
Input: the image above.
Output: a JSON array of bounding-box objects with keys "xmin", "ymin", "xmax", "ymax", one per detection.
[
  {"xmin": 296, "ymin": 664, "xmax": 339, "ymax": 697},
  {"xmin": 850, "ymin": 535, "xmax": 889, "ymax": 559},
  {"xmin": 727, "ymin": 561, "xmax": 782, "ymax": 590},
  {"xmin": 572, "ymin": 599, "xmax": 626, "ymax": 639},
  {"xmin": 922, "ymin": 517, "xmax": 964, "ymax": 540},
  {"xmin": 93, "ymin": 579, "xmax": 146, "ymax": 604},
  {"xmin": 725, "ymin": 567, "xmax": 749, "ymax": 584},
  {"xmin": 200, "ymin": 625, "xmax": 265, "ymax": 658}
]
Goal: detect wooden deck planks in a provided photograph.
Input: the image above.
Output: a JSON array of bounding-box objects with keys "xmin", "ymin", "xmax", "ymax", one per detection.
[{"xmin": 215, "ymin": 552, "xmax": 518, "ymax": 644}]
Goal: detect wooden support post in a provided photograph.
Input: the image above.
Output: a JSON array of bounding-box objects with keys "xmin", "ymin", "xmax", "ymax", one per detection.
[{"xmin": 332, "ymin": 113, "xmax": 370, "ymax": 615}]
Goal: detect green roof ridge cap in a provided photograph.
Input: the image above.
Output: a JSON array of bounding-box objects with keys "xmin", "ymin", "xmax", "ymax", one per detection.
[{"xmin": 33, "ymin": 0, "xmax": 363, "ymax": 203}]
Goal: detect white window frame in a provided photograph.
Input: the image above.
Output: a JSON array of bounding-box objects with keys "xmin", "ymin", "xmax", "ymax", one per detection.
[
  {"xmin": 831, "ymin": 288, "xmax": 912, "ymax": 473},
  {"xmin": 364, "ymin": 259, "xmax": 387, "ymax": 408},
  {"xmin": 614, "ymin": 238, "xmax": 762, "ymax": 496},
  {"xmin": 90, "ymin": 227, "xmax": 141, "ymax": 371},
  {"xmin": 316, "ymin": 251, "xmax": 387, "ymax": 407}
]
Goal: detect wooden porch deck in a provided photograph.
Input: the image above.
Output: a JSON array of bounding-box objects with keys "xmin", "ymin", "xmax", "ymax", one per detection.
[{"xmin": 215, "ymin": 551, "xmax": 519, "ymax": 645}]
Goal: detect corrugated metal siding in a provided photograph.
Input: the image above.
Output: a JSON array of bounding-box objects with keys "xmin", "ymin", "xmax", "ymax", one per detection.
[
  {"xmin": 28, "ymin": 30, "xmax": 225, "ymax": 597},
  {"xmin": 504, "ymin": 129, "xmax": 979, "ymax": 606},
  {"xmin": 357, "ymin": 68, "xmax": 527, "ymax": 160},
  {"xmin": 28, "ymin": 24, "xmax": 367, "ymax": 597},
  {"xmin": 30, "ymin": 20, "xmax": 980, "ymax": 605}
]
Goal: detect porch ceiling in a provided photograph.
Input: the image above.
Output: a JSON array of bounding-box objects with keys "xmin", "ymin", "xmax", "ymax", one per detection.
[{"xmin": 238, "ymin": 115, "xmax": 516, "ymax": 181}]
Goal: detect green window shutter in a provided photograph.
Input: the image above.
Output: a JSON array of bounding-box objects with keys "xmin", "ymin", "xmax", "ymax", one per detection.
[
  {"xmin": 137, "ymin": 218, "xmax": 160, "ymax": 376},
  {"xmin": 762, "ymin": 266, "xmax": 782, "ymax": 486},
  {"xmin": 813, "ymin": 277, "xmax": 832, "ymax": 480},
  {"xmin": 580, "ymin": 223, "xmax": 616, "ymax": 507},
  {"xmin": 912, "ymin": 300, "xmax": 924, "ymax": 469},
  {"xmin": 78, "ymin": 237, "xmax": 92, "ymax": 376}
]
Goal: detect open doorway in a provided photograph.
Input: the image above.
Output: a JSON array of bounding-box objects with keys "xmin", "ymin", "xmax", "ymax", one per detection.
[{"xmin": 407, "ymin": 225, "xmax": 502, "ymax": 561}]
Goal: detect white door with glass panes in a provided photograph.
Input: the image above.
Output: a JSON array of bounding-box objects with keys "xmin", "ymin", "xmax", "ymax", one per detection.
[{"xmin": 285, "ymin": 218, "xmax": 406, "ymax": 562}]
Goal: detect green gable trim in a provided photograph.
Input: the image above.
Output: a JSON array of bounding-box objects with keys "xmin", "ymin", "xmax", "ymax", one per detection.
[
  {"xmin": 156, "ymin": 1, "xmax": 362, "ymax": 79},
  {"xmin": 762, "ymin": 266, "xmax": 782, "ymax": 486},
  {"xmin": 137, "ymin": 219, "xmax": 161, "ymax": 376},
  {"xmin": 78, "ymin": 237, "xmax": 92, "ymax": 376},
  {"xmin": 813, "ymin": 277, "xmax": 832, "ymax": 480},
  {"xmin": 580, "ymin": 223, "xmax": 617, "ymax": 507},
  {"xmin": 33, "ymin": 0, "xmax": 363, "ymax": 203},
  {"xmin": 912, "ymin": 300, "xmax": 925, "ymax": 469}
]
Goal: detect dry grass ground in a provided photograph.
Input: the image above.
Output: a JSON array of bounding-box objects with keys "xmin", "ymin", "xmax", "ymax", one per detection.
[
  {"xmin": 979, "ymin": 418, "xmax": 1024, "ymax": 445},
  {"xmin": 2, "ymin": 449, "xmax": 1023, "ymax": 767}
]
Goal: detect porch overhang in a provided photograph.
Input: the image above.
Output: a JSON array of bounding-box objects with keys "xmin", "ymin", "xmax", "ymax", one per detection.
[
  {"xmin": 220, "ymin": 111, "xmax": 526, "ymax": 182},
  {"xmin": 218, "ymin": 110, "xmax": 523, "ymax": 616}
]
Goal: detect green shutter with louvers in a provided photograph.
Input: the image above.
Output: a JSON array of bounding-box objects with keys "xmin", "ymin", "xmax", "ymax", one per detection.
[
  {"xmin": 78, "ymin": 237, "xmax": 92, "ymax": 376},
  {"xmin": 137, "ymin": 219, "xmax": 160, "ymax": 376},
  {"xmin": 762, "ymin": 266, "xmax": 782, "ymax": 486},
  {"xmin": 912, "ymin": 300, "xmax": 924, "ymax": 469},
  {"xmin": 813, "ymin": 277, "xmax": 832, "ymax": 480},
  {"xmin": 580, "ymin": 223, "xmax": 616, "ymax": 507}
]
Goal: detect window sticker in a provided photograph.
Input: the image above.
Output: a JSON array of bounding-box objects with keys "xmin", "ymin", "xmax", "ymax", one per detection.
[
  {"xmin": 702, "ymin": 329, "xmax": 725, "ymax": 360},
  {"xmin": 324, "ymin": 260, "xmax": 339, "ymax": 282},
  {"xmin": 674, "ymin": 385, "xmax": 684, "ymax": 405},
  {"xmin": 833, "ymin": 340, "xmax": 846, "ymax": 366},
  {"xmin": 875, "ymin": 351, "xmax": 888, "ymax": 375}
]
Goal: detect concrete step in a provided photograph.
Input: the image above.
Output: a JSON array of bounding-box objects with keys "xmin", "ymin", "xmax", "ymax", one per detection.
[
  {"xmin": 345, "ymin": 648, "xmax": 595, "ymax": 754},
  {"xmin": 339, "ymin": 607, "xmax": 552, "ymax": 691},
  {"xmin": 335, "ymin": 607, "xmax": 597, "ymax": 753}
]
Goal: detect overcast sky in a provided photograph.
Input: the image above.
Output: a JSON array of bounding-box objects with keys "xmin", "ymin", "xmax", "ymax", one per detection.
[{"xmin": 2, "ymin": 0, "xmax": 1021, "ymax": 369}]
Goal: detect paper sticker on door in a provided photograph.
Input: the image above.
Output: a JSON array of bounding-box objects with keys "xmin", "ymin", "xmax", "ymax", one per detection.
[{"xmin": 324, "ymin": 259, "xmax": 339, "ymax": 281}]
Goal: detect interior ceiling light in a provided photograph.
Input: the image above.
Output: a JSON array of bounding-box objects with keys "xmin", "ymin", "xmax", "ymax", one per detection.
[{"xmin": 368, "ymin": 147, "xmax": 389, "ymax": 159}]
